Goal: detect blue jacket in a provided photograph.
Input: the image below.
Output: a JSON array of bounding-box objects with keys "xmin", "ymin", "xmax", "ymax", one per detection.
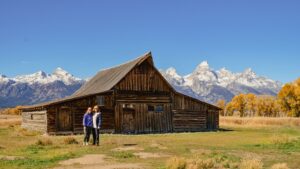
[{"xmin": 83, "ymin": 113, "xmax": 93, "ymax": 127}]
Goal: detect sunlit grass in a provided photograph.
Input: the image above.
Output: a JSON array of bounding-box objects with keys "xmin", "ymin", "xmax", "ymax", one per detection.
[{"xmin": 0, "ymin": 115, "xmax": 299, "ymax": 169}]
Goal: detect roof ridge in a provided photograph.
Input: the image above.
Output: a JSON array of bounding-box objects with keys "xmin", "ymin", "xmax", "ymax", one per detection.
[{"xmin": 99, "ymin": 51, "xmax": 151, "ymax": 72}]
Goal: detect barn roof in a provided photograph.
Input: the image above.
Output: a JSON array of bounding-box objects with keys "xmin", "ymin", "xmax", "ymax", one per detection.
[
  {"xmin": 73, "ymin": 52, "xmax": 153, "ymax": 97},
  {"xmin": 21, "ymin": 52, "xmax": 221, "ymax": 110}
]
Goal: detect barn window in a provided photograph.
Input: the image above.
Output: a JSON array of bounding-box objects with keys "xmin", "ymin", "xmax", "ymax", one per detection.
[
  {"xmin": 96, "ymin": 96, "xmax": 105, "ymax": 106},
  {"xmin": 148, "ymin": 105, "xmax": 154, "ymax": 112},
  {"xmin": 155, "ymin": 105, "xmax": 164, "ymax": 112},
  {"xmin": 123, "ymin": 104, "xmax": 134, "ymax": 109}
]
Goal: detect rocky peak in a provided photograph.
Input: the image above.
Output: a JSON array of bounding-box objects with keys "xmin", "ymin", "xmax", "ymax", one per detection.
[{"xmin": 194, "ymin": 61, "xmax": 210, "ymax": 73}]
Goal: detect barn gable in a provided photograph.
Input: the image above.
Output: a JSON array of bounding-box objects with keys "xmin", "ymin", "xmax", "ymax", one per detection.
[{"xmin": 115, "ymin": 56, "xmax": 172, "ymax": 93}]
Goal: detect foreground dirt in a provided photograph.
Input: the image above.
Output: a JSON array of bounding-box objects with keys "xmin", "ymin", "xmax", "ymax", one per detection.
[{"xmin": 53, "ymin": 154, "xmax": 145, "ymax": 169}]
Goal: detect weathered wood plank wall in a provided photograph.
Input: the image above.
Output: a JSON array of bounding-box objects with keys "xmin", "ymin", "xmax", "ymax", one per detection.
[
  {"xmin": 172, "ymin": 93, "xmax": 213, "ymax": 132},
  {"xmin": 22, "ymin": 110, "xmax": 47, "ymax": 133},
  {"xmin": 115, "ymin": 61, "xmax": 171, "ymax": 92},
  {"xmin": 115, "ymin": 102, "xmax": 172, "ymax": 133}
]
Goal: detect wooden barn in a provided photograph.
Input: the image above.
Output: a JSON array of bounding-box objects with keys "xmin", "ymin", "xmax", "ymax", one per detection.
[{"xmin": 21, "ymin": 52, "xmax": 221, "ymax": 134}]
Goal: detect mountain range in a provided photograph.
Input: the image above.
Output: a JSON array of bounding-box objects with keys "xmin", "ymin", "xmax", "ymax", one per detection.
[
  {"xmin": 160, "ymin": 61, "xmax": 282, "ymax": 103},
  {"xmin": 0, "ymin": 68, "xmax": 84, "ymax": 107},
  {"xmin": 0, "ymin": 63, "xmax": 282, "ymax": 108}
]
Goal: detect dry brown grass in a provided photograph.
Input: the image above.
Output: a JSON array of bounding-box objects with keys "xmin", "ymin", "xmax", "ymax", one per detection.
[
  {"xmin": 220, "ymin": 116, "xmax": 300, "ymax": 128},
  {"xmin": 0, "ymin": 114, "xmax": 21, "ymax": 127},
  {"xmin": 35, "ymin": 138, "xmax": 53, "ymax": 146},
  {"xmin": 271, "ymin": 163, "xmax": 290, "ymax": 169},
  {"xmin": 166, "ymin": 155, "xmax": 219, "ymax": 169},
  {"xmin": 0, "ymin": 106, "xmax": 22, "ymax": 115},
  {"xmin": 63, "ymin": 137, "xmax": 79, "ymax": 145},
  {"xmin": 15, "ymin": 126, "xmax": 41, "ymax": 136},
  {"xmin": 166, "ymin": 157, "xmax": 187, "ymax": 169},
  {"xmin": 270, "ymin": 134, "xmax": 297, "ymax": 145},
  {"xmin": 186, "ymin": 158, "xmax": 215, "ymax": 169},
  {"xmin": 239, "ymin": 158, "xmax": 263, "ymax": 169}
]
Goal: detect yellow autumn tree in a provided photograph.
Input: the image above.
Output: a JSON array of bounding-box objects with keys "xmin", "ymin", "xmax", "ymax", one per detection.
[
  {"xmin": 245, "ymin": 93, "xmax": 256, "ymax": 117},
  {"xmin": 230, "ymin": 94, "xmax": 247, "ymax": 117},
  {"xmin": 215, "ymin": 99, "xmax": 226, "ymax": 116},
  {"xmin": 1, "ymin": 106, "xmax": 23, "ymax": 115},
  {"xmin": 255, "ymin": 95, "xmax": 280, "ymax": 117},
  {"xmin": 278, "ymin": 78, "xmax": 300, "ymax": 117},
  {"xmin": 225, "ymin": 102, "xmax": 234, "ymax": 116}
]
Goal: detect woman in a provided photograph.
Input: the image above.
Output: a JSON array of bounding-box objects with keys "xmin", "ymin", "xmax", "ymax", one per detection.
[
  {"xmin": 82, "ymin": 107, "xmax": 93, "ymax": 146},
  {"xmin": 92, "ymin": 105, "xmax": 102, "ymax": 146}
]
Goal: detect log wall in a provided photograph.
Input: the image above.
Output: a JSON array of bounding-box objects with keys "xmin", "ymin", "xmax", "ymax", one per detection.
[
  {"xmin": 22, "ymin": 110, "xmax": 47, "ymax": 133},
  {"xmin": 46, "ymin": 94, "xmax": 115, "ymax": 134},
  {"xmin": 172, "ymin": 93, "xmax": 219, "ymax": 132},
  {"xmin": 115, "ymin": 102, "xmax": 172, "ymax": 133}
]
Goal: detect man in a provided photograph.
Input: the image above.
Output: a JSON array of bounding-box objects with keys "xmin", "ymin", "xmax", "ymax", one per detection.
[
  {"xmin": 92, "ymin": 105, "xmax": 102, "ymax": 146},
  {"xmin": 82, "ymin": 107, "xmax": 93, "ymax": 145}
]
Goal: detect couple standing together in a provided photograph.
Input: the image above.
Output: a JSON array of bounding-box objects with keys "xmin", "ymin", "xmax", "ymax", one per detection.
[{"xmin": 82, "ymin": 105, "xmax": 102, "ymax": 146}]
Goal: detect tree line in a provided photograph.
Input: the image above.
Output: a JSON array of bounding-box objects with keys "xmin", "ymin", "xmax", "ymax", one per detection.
[{"xmin": 215, "ymin": 78, "xmax": 300, "ymax": 117}]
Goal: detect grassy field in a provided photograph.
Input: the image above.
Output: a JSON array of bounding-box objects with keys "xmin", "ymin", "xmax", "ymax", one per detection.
[{"xmin": 0, "ymin": 115, "xmax": 299, "ymax": 169}]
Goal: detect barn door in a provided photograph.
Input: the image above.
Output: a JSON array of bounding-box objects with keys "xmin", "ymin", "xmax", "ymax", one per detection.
[
  {"xmin": 122, "ymin": 107, "xmax": 135, "ymax": 133},
  {"xmin": 206, "ymin": 110, "xmax": 215, "ymax": 130},
  {"xmin": 58, "ymin": 107, "xmax": 73, "ymax": 131}
]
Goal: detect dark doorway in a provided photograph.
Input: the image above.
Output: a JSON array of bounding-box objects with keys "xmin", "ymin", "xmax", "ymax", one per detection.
[
  {"xmin": 122, "ymin": 107, "xmax": 135, "ymax": 133},
  {"xmin": 58, "ymin": 107, "xmax": 73, "ymax": 132}
]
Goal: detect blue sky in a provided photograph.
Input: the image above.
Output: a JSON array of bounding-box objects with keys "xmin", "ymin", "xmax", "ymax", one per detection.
[{"xmin": 0, "ymin": 0, "xmax": 299, "ymax": 83}]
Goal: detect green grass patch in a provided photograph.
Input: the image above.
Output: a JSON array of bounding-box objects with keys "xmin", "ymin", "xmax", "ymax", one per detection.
[
  {"xmin": 110, "ymin": 151, "xmax": 136, "ymax": 159},
  {"xmin": 0, "ymin": 153, "xmax": 75, "ymax": 169}
]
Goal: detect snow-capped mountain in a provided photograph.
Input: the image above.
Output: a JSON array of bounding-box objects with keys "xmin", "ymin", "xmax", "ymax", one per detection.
[
  {"xmin": 12, "ymin": 68, "xmax": 82, "ymax": 85},
  {"xmin": 0, "ymin": 68, "xmax": 85, "ymax": 108},
  {"xmin": 161, "ymin": 61, "xmax": 282, "ymax": 103},
  {"xmin": 0, "ymin": 62, "xmax": 282, "ymax": 108}
]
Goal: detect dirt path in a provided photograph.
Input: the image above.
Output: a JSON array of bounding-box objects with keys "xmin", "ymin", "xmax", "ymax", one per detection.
[
  {"xmin": 53, "ymin": 154, "xmax": 145, "ymax": 169},
  {"xmin": 133, "ymin": 152, "xmax": 170, "ymax": 159}
]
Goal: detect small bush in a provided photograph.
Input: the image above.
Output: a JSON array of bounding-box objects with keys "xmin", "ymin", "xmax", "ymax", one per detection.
[
  {"xmin": 239, "ymin": 158, "xmax": 263, "ymax": 169},
  {"xmin": 271, "ymin": 163, "xmax": 290, "ymax": 169},
  {"xmin": 187, "ymin": 158, "xmax": 215, "ymax": 169},
  {"xmin": 166, "ymin": 157, "xmax": 187, "ymax": 169},
  {"xmin": 35, "ymin": 138, "xmax": 53, "ymax": 146},
  {"xmin": 63, "ymin": 137, "xmax": 79, "ymax": 145}
]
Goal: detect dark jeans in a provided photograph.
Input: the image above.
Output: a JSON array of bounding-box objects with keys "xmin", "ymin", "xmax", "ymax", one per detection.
[
  {"xmin": 83, "ymin": 126, "xmax": 92, "ymax": 143},
  {"xmin": 92, "ymin": 128, "xmax": 100, "ymax": 145}
]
